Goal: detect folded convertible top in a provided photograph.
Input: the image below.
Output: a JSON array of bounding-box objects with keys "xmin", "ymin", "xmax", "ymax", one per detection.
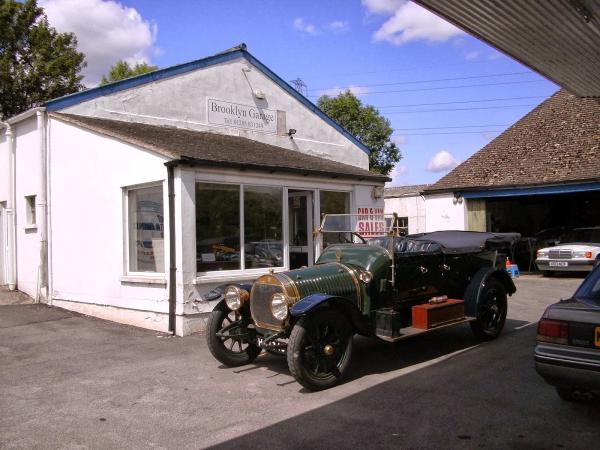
[{"xmin": 409, "ymin": 231, "xmax": 521, "ymax": 254}]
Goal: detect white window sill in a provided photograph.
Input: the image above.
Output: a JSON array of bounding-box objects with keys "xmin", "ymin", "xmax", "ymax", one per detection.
[
  {"xmin": 24, "ymin": 225, "xmax": 37, "ymax": 231},
  {"xmin": 120, "ymin": 275, "xmax": 167, "ymax": 285},
  {"xmin": 193, "ymin": 267, "xmax": 287, "ymax": 285}
]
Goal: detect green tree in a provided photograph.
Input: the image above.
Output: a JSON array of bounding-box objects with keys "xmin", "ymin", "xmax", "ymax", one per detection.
[
  {"xmin": 0, "ymin": 0, "xmax": 86, "ymax": 120},
  {"xmin": 100, "ymin": 60, "xmax": 158, "ymax": 85},
  {"xmin": 317, "ymin": 91, "xmax": 401, "ymax": 175}
]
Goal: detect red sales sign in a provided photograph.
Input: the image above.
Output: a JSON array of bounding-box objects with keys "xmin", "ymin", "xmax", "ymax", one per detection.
[{"xmin": 355, "ymin": 207, "xmax": 386, "ymax": 237}]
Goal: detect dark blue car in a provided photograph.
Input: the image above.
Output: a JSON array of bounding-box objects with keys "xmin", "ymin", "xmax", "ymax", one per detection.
[{"xmin": 535, "ymin": 265, "xmax": 600, "ymax": 401}]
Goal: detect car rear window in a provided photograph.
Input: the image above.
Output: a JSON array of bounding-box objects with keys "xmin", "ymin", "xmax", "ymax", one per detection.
[{"xmin": 574, "ymin": 267, "xmax": 600, "ymax": 301}]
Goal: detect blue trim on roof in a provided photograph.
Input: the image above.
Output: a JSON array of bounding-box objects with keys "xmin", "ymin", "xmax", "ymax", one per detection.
[
  {"xmin": 460, "ymin": 182, "xmax": 600, "ymax": 198},
  {"xmin": 45, "ymin": 48, "xmax": 370, "ymax": 155}
]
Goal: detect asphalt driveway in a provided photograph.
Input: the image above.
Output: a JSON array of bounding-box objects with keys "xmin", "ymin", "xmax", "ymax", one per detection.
[{"xmin": 1, "ymin": 275, "xmax": 598, "ymax": 449}]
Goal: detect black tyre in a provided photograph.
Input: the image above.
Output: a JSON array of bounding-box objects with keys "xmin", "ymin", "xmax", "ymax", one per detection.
[
  {"xmin": 287, "ymin": 309, "xmax": 354, "ymax": 391},
  {"xmin": 206, "ymin": 302, "xmax": 261, "ymax": 367},
  {"xmin": 470, "ymin": 278, "xmax": 507, "ymax": 341}
]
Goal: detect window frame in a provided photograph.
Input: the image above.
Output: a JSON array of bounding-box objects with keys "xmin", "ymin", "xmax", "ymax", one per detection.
[
  {"xmin": 123, "ymin": 181, "xmax": 166, "ymax": 277},
  {"xmin": 25, "ymin": 195, "xmax": 37, "ymax": 229},
  {"xmin": 192, "ymin": 170, "xmax": 356, "ymax": 282},
  {"xmin": 195, "ymin": 181, "xmax": 285, "ymax": 276}
]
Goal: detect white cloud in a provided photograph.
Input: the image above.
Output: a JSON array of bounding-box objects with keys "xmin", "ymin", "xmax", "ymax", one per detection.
[
  {"xmin": 465, "ymin": 50, "xmax": 480, "ymax": 60},
  {"xmin": 329, "ymin": 20, "xmax": 350, "ymax": 33},
  {"xmin": 319, "ymin": 85, "xmax": 370, "ymax": 97},
  {"xmin": 368, "ymin": 1, "xmax": 464, "ymax": 46},
  {"xmin": 386, "ymin": 164, "xmax": 409, "ymax": 186},
  {"xmin": 426, "ymin": 150, "xmax": 460, "ymax": 172},
  {"xmin": 293, "ymin": 17, "xmax": 318, "ymax": 35},
  {"xmin": 393, "ymin": 134, "xmax": 407, "ymax": 146},
  {"xmin": 362, "ymin": 0, "xmax": 405, "ymax": 15},
  {"xmin": 40, "ymin": 0, "xmax": 158, "ymax": 86}
]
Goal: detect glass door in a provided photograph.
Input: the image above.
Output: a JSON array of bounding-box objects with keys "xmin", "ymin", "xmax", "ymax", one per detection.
[{"xmin": 288, "ymin": 190, "xmax": 314, "ymax": 269}]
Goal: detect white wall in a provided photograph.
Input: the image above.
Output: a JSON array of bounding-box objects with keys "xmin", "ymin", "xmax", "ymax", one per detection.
[
  {"xmin": 49, "ymin": 118, "xmax": 171, "ymax": 318},
  {"xmin": 384, "ymin": 195, "xmax": 426, "ymax": 234},
  {"xmin": 424, "ymin": 193, "xmax": 466, "ymax": 232},
  {"xmin": 63, "ymin": 57, "xmax": 369, "ymax": 170},
  {"xmin": 14, "ymin": 117, "xmax": 42, "ymax": 297}
]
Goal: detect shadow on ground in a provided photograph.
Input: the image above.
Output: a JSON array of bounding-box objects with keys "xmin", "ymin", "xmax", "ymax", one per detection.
[
  {"xmin": 211, "ymin": 326, "xmax": 600, "ymax": 450},
  {"xmin": 224, "ymin": 319, "xmax": 529, "ymax": 389}
]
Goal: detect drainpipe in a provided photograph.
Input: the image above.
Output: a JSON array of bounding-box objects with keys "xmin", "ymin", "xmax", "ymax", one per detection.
[
  {"xmin": 167, "ymin": 163, "xmax": 176, "ymax": 334},
  {"xmin": 36, "ymin": 110, "xmax": 48, "ymax": 302},
  {"xmin": 46, "ymin": 117, "xmax": 53, "ymax": 305},
  {"xmin": 5, "ymin": 123, "xmax": 17, "ymax": 290}
]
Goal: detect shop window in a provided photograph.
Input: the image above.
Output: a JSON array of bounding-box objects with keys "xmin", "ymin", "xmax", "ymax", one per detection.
[
  {"xmin": 319, "ymin": 191, "xmax": 350, "ymax": 247},
  {"xmin": 25, "ymin": 195, "xmax": 36, "ymax": 226},
  {"xmin": 196, "ymin": 183, "xmax": 283, "ymax": 273},
  {"xmin": 127, "ymin": 185, "xmax": 164, "ymax": 273},
  {"xmin": 244, "ymin": 186, "xmax": 283, "ymax": 269},
  {"xmin": 196, "ymin": 183, "xmax": 241, "ymax": 272}
]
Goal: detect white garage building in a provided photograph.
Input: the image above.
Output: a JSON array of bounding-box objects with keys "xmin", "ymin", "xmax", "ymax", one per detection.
[{"xmin": 0, "ymin": 44, "xmax": 387, "ymax": 335}]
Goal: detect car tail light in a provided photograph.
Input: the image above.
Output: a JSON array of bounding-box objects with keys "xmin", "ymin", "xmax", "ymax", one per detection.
[{"xmin": 537, "ymin": 319, "xmax": 569, "ymax": 345}]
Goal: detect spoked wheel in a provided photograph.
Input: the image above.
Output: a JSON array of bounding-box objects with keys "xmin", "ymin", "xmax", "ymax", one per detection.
[
  {"xmin": 287, "ymin": 309, "xmax": 353, "ymax": 391},
  {"xmin": 470, "ymin": 278, "xmax": 507, "ymax": 341},
  {"xmin": 206, "ymin": 302, "xmax": 261, "ymax": 367}
]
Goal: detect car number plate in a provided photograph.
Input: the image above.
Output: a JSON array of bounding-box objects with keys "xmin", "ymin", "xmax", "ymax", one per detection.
[
  {"xmin": 595, "ymin": 327, "xmax": 600, "ymax": 347},
  {"xmin": 549, "ymin": 261, "xmax": 568, "ymax": 267}
]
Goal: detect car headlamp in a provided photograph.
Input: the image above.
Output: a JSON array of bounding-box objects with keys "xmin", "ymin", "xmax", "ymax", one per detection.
[
  {"xmin": 359, "ymin": 271, "xmax": 373, "ymax": 284},
  {"xmin": 224, "ymin": 286, "xmax": 249, "ymax": 311},
  {"xmin": 574, "ymin": 251, "xmax": 593, "ymax": 259},
  {"xmin": 537, "ymin": 250, "xmax": 548, "ymax": 258},
  {"xmin": 270, "ymin": 292, "xmax": 289, "ymax": 321}
]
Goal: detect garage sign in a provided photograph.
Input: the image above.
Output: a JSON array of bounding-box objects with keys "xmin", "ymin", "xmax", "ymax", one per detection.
[{"xmin": 208, "ymin": 98, "xmax": 278, "ymax": 133}]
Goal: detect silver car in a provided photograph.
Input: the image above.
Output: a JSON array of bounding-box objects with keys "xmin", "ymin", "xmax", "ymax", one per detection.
[
  {"xmin": 536, "ymin": 227, "xmax": 600, "ymax": 275},
  {"xmin": 535, "ymin": 266, "xmax": 600, "ymax": 400}
]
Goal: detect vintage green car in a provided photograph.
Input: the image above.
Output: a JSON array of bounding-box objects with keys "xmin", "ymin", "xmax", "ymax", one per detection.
[{"xmin": 206, "ymin": 214, "xmax": 519, "ymax": 391}]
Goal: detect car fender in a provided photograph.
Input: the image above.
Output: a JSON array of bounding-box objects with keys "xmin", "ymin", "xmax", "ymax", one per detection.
[
  {"xmin": 463, "ymin": 267, "xmax": 516, "ymax": 317},
  {"xmin": 290, "ymin": 294, "xmax": 368, "ymax": 335},
  {"xmin": 204, "ymin": 282, "xmax": 254, "ymax": 302}
]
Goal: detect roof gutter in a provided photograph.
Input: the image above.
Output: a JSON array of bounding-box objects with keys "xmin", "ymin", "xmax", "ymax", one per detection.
[
  {"xmin": 424, "ymin": 179, "xmax": 600, "ymax": 196},
  {"xmin": 175, "ymin": 156, "xmax": 390, "ymax": 183},
  {"xmin": 6, "ymin": 107, "xmax": 46, "ymax": 125}
]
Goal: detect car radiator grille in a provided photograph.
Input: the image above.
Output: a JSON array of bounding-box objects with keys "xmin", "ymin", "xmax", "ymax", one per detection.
[
  {"xmin": 549, "ymin": 249, "xmax": 573, "ymax": 259},
  {"xmin": 250, "ymin": 282, "xmax": 284, "ymax": 330}
]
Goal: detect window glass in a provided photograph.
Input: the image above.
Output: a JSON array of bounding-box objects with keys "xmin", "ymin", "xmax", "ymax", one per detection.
[
  {"xmin": 244, "ymin": 186, "xmax": 283, "ymax": 269},
  {"xmin": 25, "ymin": 195, "xmax": 36, "ymax": 226},
  {"xmin": 196, "ymin": 183, "xmax": 241, "ymax": 272},
  {"xmin": 128, "ymin": 186, "xmax": 164, "ymax": 272},
  {"xmin": 320, "ymin": 191, "xmax": 350, "ymax": 247}
]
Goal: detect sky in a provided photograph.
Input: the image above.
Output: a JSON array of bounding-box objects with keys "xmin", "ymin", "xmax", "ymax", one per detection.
[{"xmin": 39, "ymin": 0, "xmax": 559, "ymax": 187}]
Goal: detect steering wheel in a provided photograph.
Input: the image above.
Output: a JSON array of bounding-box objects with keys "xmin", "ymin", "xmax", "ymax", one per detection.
[{"xmin": 337, "ymin": 232, "xmax": 367, "ymax": 244}]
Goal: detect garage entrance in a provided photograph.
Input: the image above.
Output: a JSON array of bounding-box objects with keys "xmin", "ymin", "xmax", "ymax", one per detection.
[{"xmin": 472, "ymin": 190, "xmax": 600, "ymax": 271}]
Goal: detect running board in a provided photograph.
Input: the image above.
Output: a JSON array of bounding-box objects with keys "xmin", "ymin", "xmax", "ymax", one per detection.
[{"xmin": 376, "ymin": 316, "xmax": 477, "ymax": 343}]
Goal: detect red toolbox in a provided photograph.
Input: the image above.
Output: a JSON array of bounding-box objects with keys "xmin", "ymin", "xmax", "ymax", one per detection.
[{"xmin": 412, "ymin": 299, "xmax": 465, "ymax": 330}]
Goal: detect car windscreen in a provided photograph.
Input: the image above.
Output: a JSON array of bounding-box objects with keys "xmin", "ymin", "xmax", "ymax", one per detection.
[
  {"xmin": 574, "ymin": 267, "xmax": 600, "ymax": 301},
  {"xmin": 561, "ymin": 228, "xmax": 600, "ymax": 244}
]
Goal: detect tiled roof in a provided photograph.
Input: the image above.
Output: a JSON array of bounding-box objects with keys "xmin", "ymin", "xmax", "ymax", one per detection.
[
  {"xmin": 384, "ymin": 184, "xmax": 429, "ymax": 198},
  {"xmin": 426, "ymin": 90, "xmax": 600, "ymax": 192},
  {"xmin": 50, "ymin": 113, "xmax": 388, "ymax": 182}
]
